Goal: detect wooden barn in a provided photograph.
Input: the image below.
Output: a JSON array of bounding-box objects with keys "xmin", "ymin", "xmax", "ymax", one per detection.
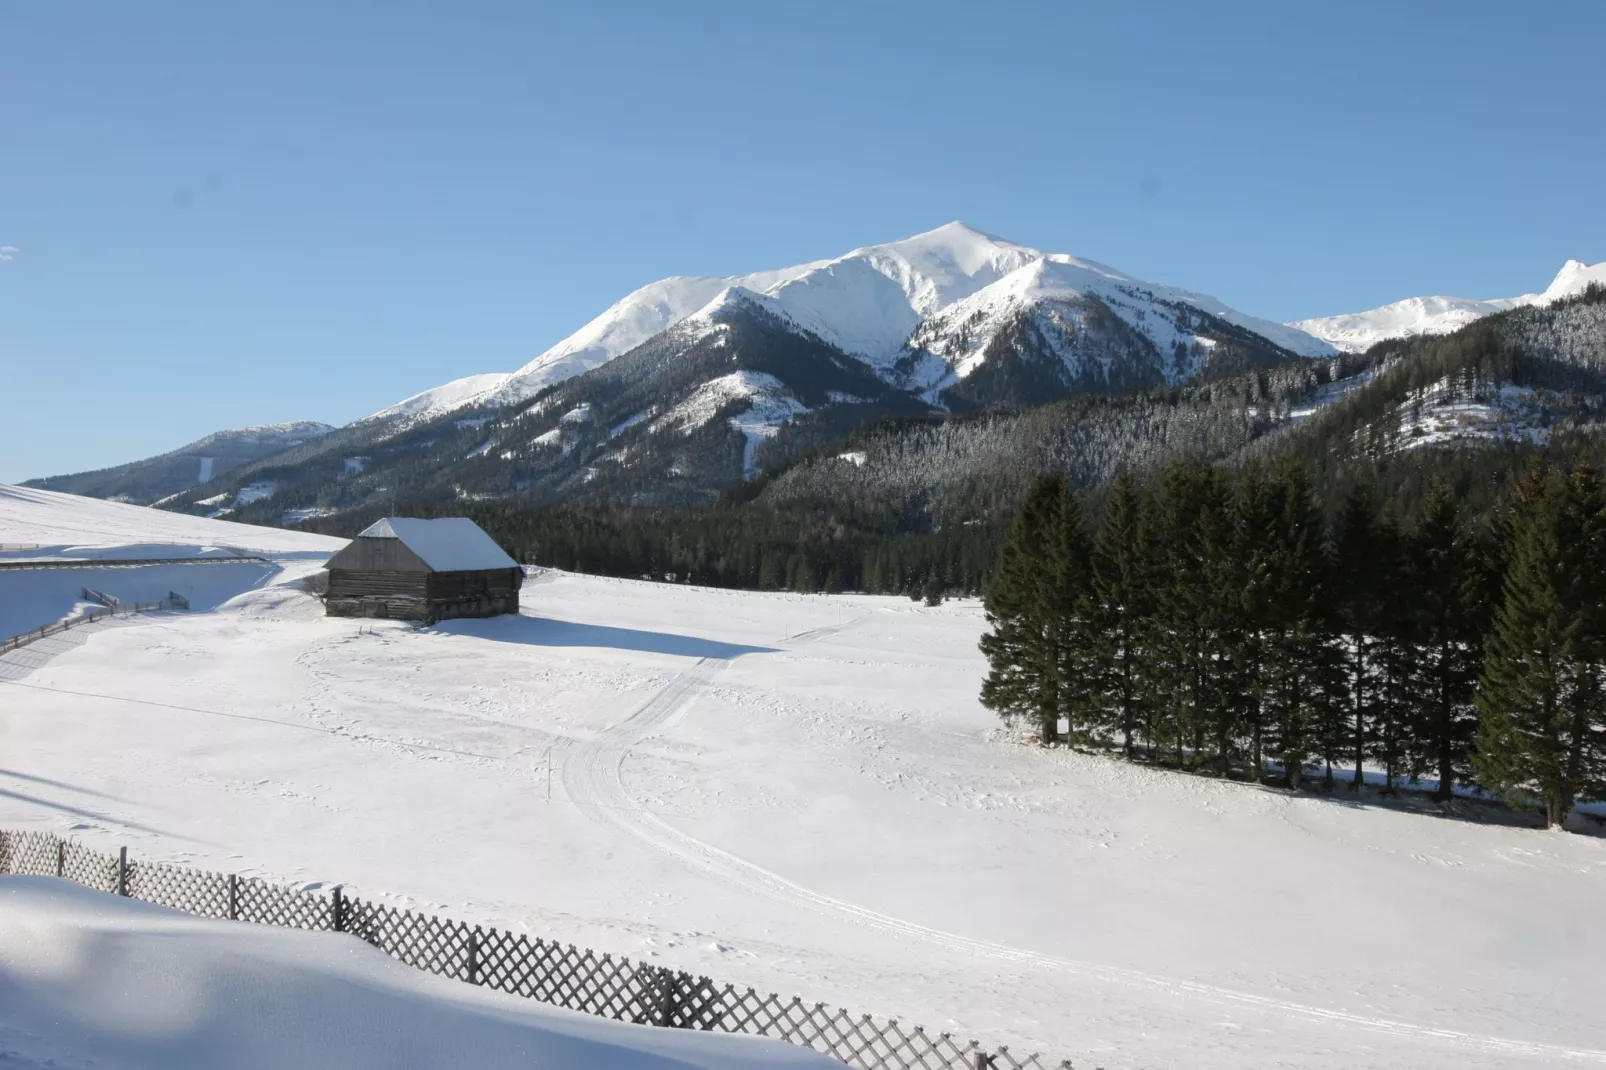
[{"xmin": 322, "ymin": 517, "xmax": 523, "ymax": 623}]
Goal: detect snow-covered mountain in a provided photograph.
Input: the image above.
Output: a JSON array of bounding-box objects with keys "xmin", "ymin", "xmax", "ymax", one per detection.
[
  {"xmin": 1292, "ymin": 259, "xmax": 1606, "ymax": 353},
  {"xmin": 418, "ymin": 222, "xmax": 1334, "ymax": 417}
]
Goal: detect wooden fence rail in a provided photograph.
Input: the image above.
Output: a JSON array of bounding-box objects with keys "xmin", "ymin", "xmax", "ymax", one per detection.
[
  {"xmin": 0, "ymin": 593, "xmax": 190, "ymax": 656},
  {"xmin": 0, "ymin": 555, "xmax": 271, "ymax": 571},
  {"xmin": 0, "ymin": 829, "xmax": 1074, "ymax": 1070}
]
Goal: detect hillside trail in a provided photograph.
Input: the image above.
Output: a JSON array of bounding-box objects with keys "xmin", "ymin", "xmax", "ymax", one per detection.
[{"xmin": 555, "ymin": 614, "xmax": 1606, "ymax": 1065}]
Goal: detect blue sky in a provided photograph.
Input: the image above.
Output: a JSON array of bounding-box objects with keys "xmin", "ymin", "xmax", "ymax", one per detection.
[{"xmin": 3, "ymin": 1, "xmax": 1603, "ymax": 483}]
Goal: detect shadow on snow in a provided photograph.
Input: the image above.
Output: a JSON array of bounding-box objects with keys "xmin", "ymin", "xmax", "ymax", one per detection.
[{"xmin": 429, "ymin": 613, "xmax": 778, "ymax": 661}]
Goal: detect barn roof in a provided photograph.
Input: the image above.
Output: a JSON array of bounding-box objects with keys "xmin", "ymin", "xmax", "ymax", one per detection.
[{"xmin": 352, "ymin": 517, "xmax": 517, "ymax": 572}]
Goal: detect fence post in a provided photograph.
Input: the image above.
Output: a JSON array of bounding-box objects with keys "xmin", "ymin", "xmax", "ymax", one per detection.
[
  {"xmin": 655, "ymin": 968, "xmax": 689, "ymax": 1028},
  {"xmin": 974, "ymin": 1051, "xmax": 994, "ymax": 1070},
  {"xmin": 466, "ymin": 928, "xmax": 480, "ymax": 985},
  {"xmin": 331, "ymin": 885, "xmax": 345, "ymax": 932},
  {"xmin": 117, "ymin": 846, "xmax": 128, "ymax": 896},
  {"xmin": 228, "ymin": 874, "xmax": 239, "ymax": 920},
  {"xmin": 56, "ymin": 839, "xmax": 65, "ymax": 877}
]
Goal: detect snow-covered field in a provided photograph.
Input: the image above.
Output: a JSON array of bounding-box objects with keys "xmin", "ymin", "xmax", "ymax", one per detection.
[
  {"xmin": 2, "ymin": 490, "xmax": 1605, "ymax": 1069},
  {"xmin": 0, "ymin": 878, "xmax": 834, "ymax": 1070}
]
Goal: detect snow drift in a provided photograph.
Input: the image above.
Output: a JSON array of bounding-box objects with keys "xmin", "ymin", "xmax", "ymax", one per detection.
[{"xmin": 0, "ymin": 877, "xmax": 837, "ymax": 1070}]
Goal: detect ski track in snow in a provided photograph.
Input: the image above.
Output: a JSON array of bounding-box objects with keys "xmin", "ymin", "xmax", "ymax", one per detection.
[{"xmin": 557, "ymin": 623, "xmax": 1606, "ymax": 1066}]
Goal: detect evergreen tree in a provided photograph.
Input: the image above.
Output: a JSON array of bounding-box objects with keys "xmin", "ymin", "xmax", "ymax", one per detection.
[
  {"xmin": 1475, "ymin": 463, "xmax": 1606, "ymax": 826},
  {"xmin": 1143, "ymin": 464, "xmax": 1230, "ymax": 768},
  {"xmin": 1090, "ymin": 470, "xmax": 1151, "ymax": 758},
  {"xmin": 1054, "ymin": 490, "xmax": 1101, "ymax": 744},
  {"xmin": 1410, "ymin": 480, "xmax": 1483, "ymax": 802},
  {"xmin": 981, "ymin": 473, "xmax": 1072, "ymax": 744},
  {"xmin": 1260, "ymin": 462, "xmax": 1331, "ymax": 791},
  {"xmin": 1369, "ymin": 508, "xmax": 1422, "ymax": 794},
  {"xmin": 1332, "ymin": 482, "xmax": 1384, "ymax": 790},
  {"xmin": 1227, "ymin": 465, "xmax": 1278, "ymax": 779}
]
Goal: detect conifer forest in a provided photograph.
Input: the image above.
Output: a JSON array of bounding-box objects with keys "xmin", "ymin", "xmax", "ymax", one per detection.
[{"xmin": 979, "ymin": 459, "xmax": 1606, "ymax": 828}]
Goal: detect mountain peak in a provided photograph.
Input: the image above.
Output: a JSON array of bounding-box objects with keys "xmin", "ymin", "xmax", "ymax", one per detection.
[
  {"xmin": 1541, "ymin": 258, "xmax": 1606, "ymax": 302},
  {"xmin": 921, "ymin": 220, "xmax": 1009, "ymax": 242}
]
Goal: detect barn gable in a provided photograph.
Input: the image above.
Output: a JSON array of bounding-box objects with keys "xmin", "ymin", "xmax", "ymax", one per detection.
[{"xmin": 323, "ymin": 531, "xmax": 433, "ymax": 573}]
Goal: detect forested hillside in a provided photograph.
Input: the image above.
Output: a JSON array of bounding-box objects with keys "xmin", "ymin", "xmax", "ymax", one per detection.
[{"xmin": 300, "ymin": 354, "xmax": 1376, "ymax": 596}]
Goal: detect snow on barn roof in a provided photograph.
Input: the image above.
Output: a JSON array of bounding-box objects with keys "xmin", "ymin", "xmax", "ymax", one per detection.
[{"xmin": 356, "ymin": 517, "xmax": 517, "ymax": 572}]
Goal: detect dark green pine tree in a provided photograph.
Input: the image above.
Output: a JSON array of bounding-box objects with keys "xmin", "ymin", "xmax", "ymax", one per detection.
[
  {"xmin": 980, "ymin": 472, "xmax": 1072, "ymax": 745},
  {"xmin": 1090, "ymin": 470, "xmax": 1151, "ymax": 758},
  {"xmin": 1226, "ymin": 464, "xmax": 1279, "ymax": 779},
  {"xmin": 1475, "ymin": 463, "xmax": 1606, "ymax": 827},
  {"xmin": 1332, "ymin": 481, "xmax": 1384, "ymax": 791},
  {"xmin": 1260, "ymin": 462, "xmax": 1332, "ymax": 792},
  {"xmin": 1055, "ymin": 489, "xmax": 1102, "ymax": 745},
  {"xmin": 1410, "ymin": 479, "xmax": 1484, "ymax": 802},
  {"xmin": 1143, "ymin": 464, "xmax": 1231, "ymax": 769},
  {"xmin": 1369, "ymin": 507, "xmax": 1422, "ymax": 794}
]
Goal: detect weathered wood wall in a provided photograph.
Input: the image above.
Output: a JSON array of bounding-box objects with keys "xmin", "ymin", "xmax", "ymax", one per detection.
[{"xmin": 325, "ymin": 566, "xmax": 522, "ymax": 623}]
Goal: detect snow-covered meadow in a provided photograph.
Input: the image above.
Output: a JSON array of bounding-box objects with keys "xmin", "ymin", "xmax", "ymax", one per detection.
[{"xmin": 2, "ymin": 487, "xmax": 1605, "ymax": 1070}]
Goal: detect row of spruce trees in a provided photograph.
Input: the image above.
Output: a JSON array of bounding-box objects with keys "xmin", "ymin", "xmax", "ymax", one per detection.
[{"xmin": 979, "ymin": 458, "xmax": 1606, "ymax": 827}]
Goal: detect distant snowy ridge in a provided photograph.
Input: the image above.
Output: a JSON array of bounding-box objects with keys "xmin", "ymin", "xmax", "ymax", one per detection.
[
  {"xmin": 1292, "ymin": 259, "xmax": 1606, "ymax": 353},
  {"xmin": 21, "ymin": 421, "xmax": 338, "ymax": 506},
  {"xmin": 182, "ymin": 420, "xmax": 335, "ymax": 446},
  {"xmin": 361, "ymin": 372, "xmax": 514, "ymax": 424}
]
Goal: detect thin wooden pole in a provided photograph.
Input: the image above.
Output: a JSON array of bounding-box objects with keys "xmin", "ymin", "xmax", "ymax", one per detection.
[{"xmin": 117, "ymin": 846, "xmax": 128, "ymax": 896}]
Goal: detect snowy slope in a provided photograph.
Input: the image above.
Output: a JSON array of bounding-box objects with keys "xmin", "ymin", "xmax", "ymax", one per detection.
[
  {"xmin": 0, "ymin": 483, "xmax": 344, "ymax": 557},
  {"xmin": 361, "ymin": 372, "xmax": 514, "ymax": 424},
  {"xmin": 2, "ymin": 491, "xmax": 1603, "ymax": 1070},
  {"xmin": 0, "ymin": 483, "xmax": 343, "ymax": 645},
  {"xmin": 649, "ymin": 368, "xmax": 812, "ymax": 473},
  {"xmin": 0, "ymin": 878, "xmax": 836, "ymax": 1070},
  {"xmin": 901, "ymin": 254, "xmax": 1331, "ymax": 397},
  {"xmin": 485, "ymin": 263, "xmax": 829, "ymax": 406},
  {"xmin": 1292, "ymin": 259, "xmax": 1606, "ymax": 352}
]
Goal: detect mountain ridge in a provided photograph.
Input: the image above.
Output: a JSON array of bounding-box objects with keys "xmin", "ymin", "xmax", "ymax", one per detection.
[
  {"xmin": 21, "ymin": 421, "xmax": 336, "ymax": 505},
  {"xmin": 1291, "ymin": 259, "xmax": 1606, "ymax": 352},
  {"xmin": 400, "ymin": 221, "xmax": 1336, "ymax": 418}
]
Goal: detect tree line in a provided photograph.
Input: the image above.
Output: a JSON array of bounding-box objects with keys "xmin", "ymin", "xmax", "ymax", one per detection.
[
  {"xmin": 980, "ymin": 458, "xmax": 1606, "ymax": 827},
  {"xmin": 453, "ymin": 500, "xmax": 1004, "ymax": 601}
]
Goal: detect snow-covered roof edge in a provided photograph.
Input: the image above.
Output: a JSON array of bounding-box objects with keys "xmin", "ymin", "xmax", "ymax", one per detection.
[{"xmin": 355, "ymin": 516, "xmax": 517, "ymax": 571}]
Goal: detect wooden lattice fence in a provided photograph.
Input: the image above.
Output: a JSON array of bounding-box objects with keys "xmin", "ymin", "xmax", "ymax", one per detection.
[
  {"xmin": 0, "ymin": 829, "xmax": 1074, "ymax": 1070},
  {"xmin": 0, "ymin": 593, "xmax": 191, "ymax": 655}
]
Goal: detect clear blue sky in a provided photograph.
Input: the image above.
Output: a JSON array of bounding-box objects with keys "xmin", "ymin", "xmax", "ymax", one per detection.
[{"xmin": 3, "ymin": 1, "xmax": 1603, "ymax": 483}]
